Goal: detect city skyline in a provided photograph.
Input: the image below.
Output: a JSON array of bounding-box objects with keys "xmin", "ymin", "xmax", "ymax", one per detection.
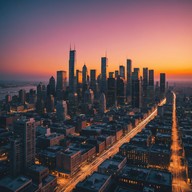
[{"xmin": 0, "ymin": 0, "xmax": 192, "ymax": 81}]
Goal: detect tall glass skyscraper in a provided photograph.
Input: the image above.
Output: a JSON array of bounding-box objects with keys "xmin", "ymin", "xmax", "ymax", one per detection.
[
  {"xmin": 69, "ymin": 49, "xmax": 76, "ymax": 93},
  {"xmin": 126, "ymin": 59, "xmax": 132, "ymax": 101},
  {"xmin": 101, "ymin": 57, "xmax": 107, "ymax": 94}
]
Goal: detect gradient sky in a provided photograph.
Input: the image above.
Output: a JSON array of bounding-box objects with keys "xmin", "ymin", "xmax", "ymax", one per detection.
[{"xmin": 0, "ymin": 0, "xmax": 192, "ymax": 81}]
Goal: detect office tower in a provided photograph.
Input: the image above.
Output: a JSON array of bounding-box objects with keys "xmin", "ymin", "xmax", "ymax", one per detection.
[
  {"xmin": 75, "ymin": 69, "xmax": 82, "ymax": 99},
  {"xmin": 82, "ymin": 64, "xmax": 88, "ymax": 85},
  {"xmin": 46, "ymin": 94, "xmax": 54, "ymax": 113},
  {"xmin": 146, "ymin": 69, "xmax": 155, "ymax": 105},
  {"xmin": 10, "ymin": 139, "xmax": 23, "ymax": 177},
  {"xmin": 143, "ymin": 68, "xmax": 148, "ymax": 91},
  {"xmin": 109, "ymin": 72, "xmax": 114, "ymax": 78},
  {"xmin": 56, "ymin": 71, "xmax": 67, "ymax": 100},
  {"xmin": 119, "ymin": 65, "xmax": 125, "ymax": 79},
  {"xmin": 11, "ymin": 117, "xmax": 36, "ymax": 176},
  {"xmin": 56, "ymin": 100, "xmax": 68, "ymax": 121},
  {"xmin": 160, "ymin": 73, "xmax": 166, "ymax": 96},
  {"xmin": 69, "ymin": 49, "xmax": 76, "ymax": 93},
  {"xmin": 5, "ymin": 94, "xmax": 11, "ymax": 103},
  {"xmin": 99, "ymin": 93, "xmax": 106, "ymax": 113},
  {"xmin": 36, "ymin": 83, "xmax": 45, "ymax": 113},
  {"xmin": 101, "ymin": 57, "xmax": 108, "ymax": 94},
  {"xmin": 126, "ymin": 59, "xmax": 132, "ymax": 102},
  {"xmin": 47, "ymin": 76, "xmax": 55, "ymax": 96},
  {"xmin": 115, "ymin": 70, "xmax": 119, "ymax": 78},
  {"xmin": 90, "ymin": 69, "xmax": 97, "ymax": 95},
  {"xmin": 132, "ymin": 68, "xmax": 141, "ymax": 108},
  {"xmin": 149, "ymin": 70, "xmax": 154, "ymax": 86},
  {"xmin": 107, "ymin": 76, "xmax": 116, "ymax": 107},
  {"xmin": 19, "ymin": 89, "xmax": 26, "ymax": 104},
  {"xmin": 84, "ymin": 89, "xmax": 94, "ymax": 105},
  {"xmin": 76, "ymin": 70, "xmax": 82, "ymax": 85},
  {"xmin": 37, "ymin": 82, "xmax": 43, "ymax": 100},
  {"xmin": 116, "ymin": 76, "xmax": 126, "ymax": 106},
  {"xmin": 56, "ymin": 71, "xmax": 67, "ymax": 91},
  {"xmin": 142, "ymin": 68, "xmax": 148, "ymax": 107}
]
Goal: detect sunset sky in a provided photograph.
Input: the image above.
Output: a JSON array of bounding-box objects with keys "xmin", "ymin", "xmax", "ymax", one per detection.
[{"xmin": 0, "ymin": 0, "xmax": 192, "ymax": 82}]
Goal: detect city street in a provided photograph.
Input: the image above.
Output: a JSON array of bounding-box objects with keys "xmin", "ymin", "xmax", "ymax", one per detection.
[
  {"xmin": 170, "ymin": 92, "xmax": 191, "ymax": 192},
  {"xmin": 57, "ymin": 99, "xmax": 166, "ymax": 192}
]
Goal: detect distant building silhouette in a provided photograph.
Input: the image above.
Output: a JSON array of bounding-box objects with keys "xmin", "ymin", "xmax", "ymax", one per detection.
[
  {"xmin": 160, "ymin": 73, "xmax": 166, "ymax": 97},
  {"xmin": 101, "ymin": 57, "xmax": 108, "ymax": 94},
  {"xmin": 119, "ymin": 65, "xmax": 125, "ymax": 79},
  {"xmin": 126, "ymin": 59, "xmax": 132, "ymax": 102},
  {"xmin": 69, "ymin": 49, "xmax": 76, "ymax": 93},
  {"xmin": 132, "ymin": 68, "xmax": 141, "ymax": 108},
  {"xmin": 47, "ymin": 76, "xmax": 56, "ymax": 96},
  {"xmin": 116, "ymin": 76, "xmax": 126, "ymax": 106},
  {"xmin": 56, "ymin": 71, "xmax": 67, "ymax": 100},
  {"xmin": 107, "ymin": 76, "xmax": 116, "ymax": 107}
]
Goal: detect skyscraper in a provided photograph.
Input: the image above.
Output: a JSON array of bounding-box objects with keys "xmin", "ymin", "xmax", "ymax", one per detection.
[
  {"xmin": 99, "ymin": 93, "xmax": 106, "ymax": 114},
  {"xmin": 160, "ymin": 73, "xmax": 166, "ymax": 96},
  {"xmin": 147, "ymin": 69, "xmax": 155, "ymax": 105},
  {"xmin": 19, "ymin": 89, "xmax": 26, "ymax": 104},
  {"xmin": 82, "ymin": 64, "xmax": 88, "ymax": 85},
  {"xmin": 56, "ymin": 71, "xmax": 67, "ymax": 100},
  {"xmin": 90, "ymin": 69, "xmax": 97, "ymax": 95},
  {"xmin": 107, "ymin": 76, "xmax": 116, "ymax": 107},
  {"xmin": 132, "ymin": 68, "xmax": 141, "ymax": 108},
  {"xmin": 143, "ymin": 68, "xmax": 148, "ymax": 91},
  {"xmin": 115, "ymin": 70, "xmax": 119, "ymax": 78},
  {"xmin": 126, "ymin": 59, "xmax": 132, "ymax": 102},
  {"xmin": 149, "ymin": 70, "xmax": 154, "ymax": 86},
  {"xmin": 142, "ymin": 68, "xmax": 148, "ymax": 107},
  {"xmin": 69, "ymin": 49, "xmax": 76, "ymax": 93},
  {"xmin": 101, "ymin": 57, "xmax": 108, "ymax": 94},
  {"xmin": 11, "ymin": 117, "xmax": 36, "ymax": 176},
  {"xmin": 116, "ymin": 76, "xmax": 126, "ymax": 106},
  {"xmin": 47, "ymin": 76, "xmax": 56, "ymax": 96},
  {"xmin": 56, "ymin": 100, "xmax": 68, "ymax": 121},
  {"xmin": 119, "ymin": 65, "xmax": 125, "ymax": 79}
]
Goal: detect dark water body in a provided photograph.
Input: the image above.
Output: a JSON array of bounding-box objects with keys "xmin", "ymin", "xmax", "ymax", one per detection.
[
  {"xmin": 0, "ymin": 81, "xmax": 45, "ymax": 100},
  {"xmin": 0, "ymin": 85, "xmax": 37, "ymax": 100}
]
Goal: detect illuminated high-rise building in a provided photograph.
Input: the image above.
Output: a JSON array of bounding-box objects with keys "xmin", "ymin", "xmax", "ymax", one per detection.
[
  {"xmin": 11, "ymin": 117, "xmax": 36, "ymax": 176},
  {"xmin": 69, "ymin": 49, "xmax": 76, "ymax": 93}
]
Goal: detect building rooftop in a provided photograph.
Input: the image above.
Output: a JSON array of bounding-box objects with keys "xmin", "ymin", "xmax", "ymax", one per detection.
[
  {"xmin": 29, "ymin": 164, "xmax": 48, "ymax": 173},
  {"xmin": 146, "ymin": 169, "xmax": 172, "ymax": 186},
  {"xmin": 76, "ymin": 172, "xmax": 111, "ymax": 191},
  {"xmin": 60, "ymin": 148, "xmax": 81, "ymax": 157},
  {"xmin": 0, "ymin": 176, "xmax": 32, "ymax": 191}
]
